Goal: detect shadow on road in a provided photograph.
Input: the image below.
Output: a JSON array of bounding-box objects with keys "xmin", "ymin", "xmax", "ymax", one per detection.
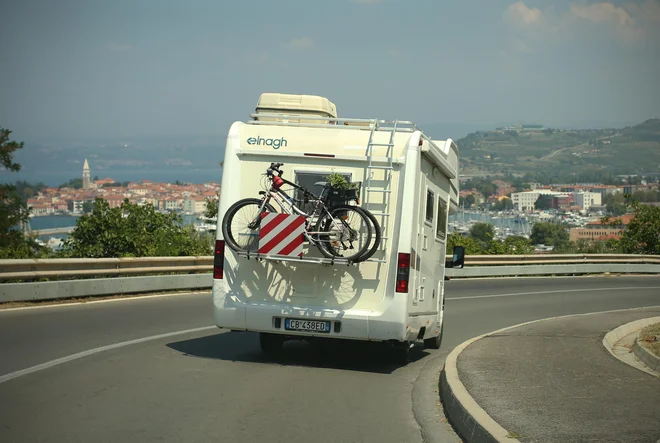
[{"xmin": 166, "ymin": 331, "xmax": 431, "ymax": 374}]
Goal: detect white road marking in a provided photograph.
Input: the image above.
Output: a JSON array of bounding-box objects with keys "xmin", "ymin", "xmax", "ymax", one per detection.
[
  {"xmin": 0, "ymin": 291, "xmax": 211, "ymax": 313},
  {"xmin": 0, "ymin": 325, "xmax": 217, "ymax": 385},
  {"xmin": 446, "ymin": 286, "xmax": 660, "ymax": 301}
]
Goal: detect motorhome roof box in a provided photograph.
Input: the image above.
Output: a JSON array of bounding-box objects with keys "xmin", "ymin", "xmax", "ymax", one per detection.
[{"xmin": 254, "ymin": 93, "xmax": 337, "ymax": 124}]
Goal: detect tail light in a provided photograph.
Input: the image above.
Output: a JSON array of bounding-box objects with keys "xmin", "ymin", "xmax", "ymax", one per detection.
[
  {"xmin": 213, "ymin": 240, "xmax": 225, "ymax": 279},
  {"xmin": 395, "ymin": 252, "xmax": 411, "ymax": 293}
]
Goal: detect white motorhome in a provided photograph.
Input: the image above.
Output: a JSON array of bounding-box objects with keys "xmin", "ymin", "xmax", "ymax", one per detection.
[{"xmin": 213, "ymin": 93, "xmax": 464, "ymax": 363}]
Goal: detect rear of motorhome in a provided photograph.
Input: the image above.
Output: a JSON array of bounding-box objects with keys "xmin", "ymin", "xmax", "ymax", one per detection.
[{"xmin": 213, "ymin": 93, "xmax": 464, "ymax": 363}]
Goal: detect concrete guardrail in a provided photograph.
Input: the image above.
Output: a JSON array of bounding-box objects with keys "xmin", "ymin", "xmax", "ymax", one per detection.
[{"xmin": 0, "ymin": 254, "xmax": 658, "ymax": 303}]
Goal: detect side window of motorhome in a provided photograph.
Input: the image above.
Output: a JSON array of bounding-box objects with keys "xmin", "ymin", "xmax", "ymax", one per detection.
[
  {"xmin": 425, "ymin": 189, "xmax": 434, "ymax": 224},
  {"xmin": 436, "ymin": 197, "xmax": 447, "ymax": 240},
  {"xmin": 294, "ymin": 171, "xmax": 351, "ymax": 213}
]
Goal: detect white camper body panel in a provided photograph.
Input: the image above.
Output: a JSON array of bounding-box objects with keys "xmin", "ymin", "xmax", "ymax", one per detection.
[{"xmin": 213, "ymin": 115, "xmax": 458, "ymax": 344}]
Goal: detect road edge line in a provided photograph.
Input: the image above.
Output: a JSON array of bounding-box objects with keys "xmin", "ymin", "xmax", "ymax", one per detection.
[
  {"xmin": 0, "ymin": 325, "xmax": 218, "ymax": 385},
  {"xmin": 440, "ymin": 305, "xmax": 660, "ymax": 443}
]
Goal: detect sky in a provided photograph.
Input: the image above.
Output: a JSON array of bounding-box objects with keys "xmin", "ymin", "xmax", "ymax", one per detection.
[{"xmin": 1, "ymin": 0, "xmax": 660, "ymax": 142}]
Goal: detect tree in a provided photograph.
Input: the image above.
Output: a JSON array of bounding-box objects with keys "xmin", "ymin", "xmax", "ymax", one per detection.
[
  {"xmin": 462, "ymin": 194, "xmax": 476, "ymax": 208},
  {"xmin": 530, "ymin": 222, "xmax": 569, "ymax": 247},
  {"xmin": 446, "ymin": 233, "xmax": 484, "ymax": 255},
  {"xmin": 604, "ymin": 192, "xmax": 628, "ymax": 216},
  {"xmin": 60, "ymin": 197, "xmax": 212, "ymax": 258},
  {"xmin": 503, "ymin": 235, "xmax": 534, "ymax": 254},
  {"xmin": 82, "ymin": 200, "xmax": 94, "ymax": 213},
  {"xmin": 470, "ymin": 222, "xmax": 495, "ymax": 242},
  {"xmin": 534, "ymin": 195, "xmax": 553, "ymax": 211},
  {"xmin": 493, "ymin": 197, "xmax": 513, "ymax": 211},
  {"xmin": 59, "ymin": 178, "xmax": 83, "ymax": 189},
  {"xmin": 204, "ymin": 197, "xmax": 219, "ymax": 220},
  {"xmin": 0, "ymin": 128, "xmax": 44, "ymax": 258},
  {"xmin": 14, "ymin": 180, "xmax": 47, "ymax": 199},
  {"xmin": 616, "ymin": 201, "xmax": 660, "ymax": 254}
]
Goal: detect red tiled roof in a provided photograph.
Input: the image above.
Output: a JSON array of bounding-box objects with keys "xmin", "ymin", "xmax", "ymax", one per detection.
[{"xmin": 588, "ymin": 214, "xmax": 634, "ymax": 226}]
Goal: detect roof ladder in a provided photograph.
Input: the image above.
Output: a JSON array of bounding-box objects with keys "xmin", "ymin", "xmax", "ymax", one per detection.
[{"xmin": 363, "ymin": 119, "xmax": 397, "ymax": 254}]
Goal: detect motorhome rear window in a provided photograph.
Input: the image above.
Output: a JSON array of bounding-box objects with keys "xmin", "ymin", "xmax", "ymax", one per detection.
[
  {"xmin": 425, "ymin": 189, "xmax": 434, "ymax": 224},
  {"xmin": 295, "ymin": 171, "xmax": 351, "ymax": 213},
  {"xmin": 436, "ymin": 197, "xmax": 447, "ymax": 240}
]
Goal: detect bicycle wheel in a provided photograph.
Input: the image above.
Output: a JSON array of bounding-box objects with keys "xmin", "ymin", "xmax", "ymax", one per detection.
[
  {"xmin": 314, "ymin": 205, "xmax": 372, "ymax": 262},
  {"xmin": 222, "ymin": 198, "xmax": 277, "ymax": 252},
  {"xmin": 350, "ymin": 206, "xmax": 382, "ymax": 263}
]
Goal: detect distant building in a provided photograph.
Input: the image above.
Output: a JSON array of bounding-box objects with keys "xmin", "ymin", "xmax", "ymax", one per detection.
[
  {"xmin": 82, "ymin": 159, "xmax": 91, "ymax": 190},
  {"xmin": 160, "ymin": 199, "xmax": 179, "ymax": 211},
  {"xmin": 105, "ymin": 195, "xmax": 126, "ymax": 209},
  {"xmin": 569, "ymin": 214, "xmax": 634, "ymax": 242},
  {"xmin": 511, "ymin": 190, "xmax": 568, "ymax": 211},
  {"xmin": 183, "ymin": 196, "xmax": 207, "ymax": 214},
  {"xmin": 574, "ymin": 191, "xmax": 602, "ymax": 211}
]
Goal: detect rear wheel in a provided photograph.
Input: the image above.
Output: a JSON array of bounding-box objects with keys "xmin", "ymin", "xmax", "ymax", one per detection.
[
  {"xmin": 423, "ymin": 325, "xmax": 443, "ymax": 349},
  {"xmin": 222, "ymin": 198, "xmax": 277, "ymax": 252},
  {"xmin": 350, "ymin": 206, "xmax": 382, "ymax": 262},
  {"xmin": 314, "ymin": 205, "xmax": 372, "ymax": 262}
]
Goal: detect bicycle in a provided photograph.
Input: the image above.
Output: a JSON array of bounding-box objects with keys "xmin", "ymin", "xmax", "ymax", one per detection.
[{"xmin": 221, "ymin": 162, "xmax": 381, "ymax": 263}]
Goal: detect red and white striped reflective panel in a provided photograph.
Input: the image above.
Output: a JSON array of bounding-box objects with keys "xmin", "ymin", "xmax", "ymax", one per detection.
[{"xmin": 258, "ymin": 212, "xmax": 305, "ymax": 257}]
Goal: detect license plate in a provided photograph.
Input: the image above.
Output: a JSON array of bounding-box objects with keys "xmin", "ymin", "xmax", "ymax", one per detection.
[{"xmin": 284, "ymin": 318, "xmax": 331, "ymax": 333}]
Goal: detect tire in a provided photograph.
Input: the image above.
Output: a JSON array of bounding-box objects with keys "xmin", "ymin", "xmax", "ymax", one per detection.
[
  {"xmin": 222, "ymin": 198, "xmax": 277, "ymax": 252},
  {"xmin": 350, "ymin": 206, "xmax": 382, "ymax": 263},
  {"xmin": 259, "ymin": 333, "xmax": 284, "ymax": 358},
  {"xmin": 314, "ymin": 205, "xmax": 373, "ymax": 262},
  {"xmin": 423, "ymin": 324, "xmax": 443, "ymax": 350},
  {"xmin": 425, "ymin": 296, "xmax": 446, "ymax": 350}
]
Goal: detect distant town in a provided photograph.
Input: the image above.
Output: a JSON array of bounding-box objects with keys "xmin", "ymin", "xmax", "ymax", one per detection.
[
  {"xmin": 23, "ymin": 157, "xmax": 660, "ymax": 249},
  {"xmin": 26, "ymin": 159, "xmax": 220, "ymax": 216},
  {"xmin": 455, "ymin": 175, "xmax": 660, "ymax": 247}
]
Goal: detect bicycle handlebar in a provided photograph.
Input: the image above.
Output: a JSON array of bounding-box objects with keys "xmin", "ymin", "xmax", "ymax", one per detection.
[{"xmin": 266, "ymin": 162, "xmax": 284, "ymax": 177}]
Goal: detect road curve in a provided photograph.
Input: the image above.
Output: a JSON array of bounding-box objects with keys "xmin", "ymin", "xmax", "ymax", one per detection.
[{"xmin": 0, "ymin": 275, "xmax": 658, "ymax": 443}]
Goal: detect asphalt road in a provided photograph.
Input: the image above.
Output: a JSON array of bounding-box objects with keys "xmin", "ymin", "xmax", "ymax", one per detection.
[{"xmin": 0, "ymin": 275, "xmax": 658, "ymax": 443}]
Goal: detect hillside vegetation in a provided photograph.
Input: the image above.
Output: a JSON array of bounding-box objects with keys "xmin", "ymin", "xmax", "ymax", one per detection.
[{"xmin": 457, "ymin": 119, "xmax": 660, "ymax": 179}]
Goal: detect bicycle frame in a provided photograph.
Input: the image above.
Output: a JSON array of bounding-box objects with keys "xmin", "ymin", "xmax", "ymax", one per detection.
[{"xmin": 256, "ymin": 175, "xmax": 351, "ymax": 246}]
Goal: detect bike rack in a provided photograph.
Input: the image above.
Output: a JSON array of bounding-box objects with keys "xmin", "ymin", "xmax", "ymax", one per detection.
[{"xmin": 234, "ymin": 250, "xmax": 354, "ymax": 266}]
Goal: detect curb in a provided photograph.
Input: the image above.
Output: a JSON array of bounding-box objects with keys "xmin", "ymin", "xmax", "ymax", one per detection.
[
  {"xmin": 632, "ymin": 323, "xmax": 660, "ymax": 374},
  {"xmin": 602, "ymin": 316, "xmax": 660, "ymax": 350},
  {"xmin": 633, "ymin": 339, "xmax": 660, "ymax": 374},
  {"xmin": 602, "ymin": 316, "xmax": 660, "ymax": 378},
  {"xmin": 440, "ymin": 306, "xmax": 660, "ymax": 443}
]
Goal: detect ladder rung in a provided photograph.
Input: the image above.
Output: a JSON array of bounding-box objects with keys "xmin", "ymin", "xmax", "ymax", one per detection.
[
  {"xmin": 367, "ymin": 166, "xmax": 393, "ymax": 170},
  {"xmin": 369, "ymin": 143, "xmax": 394, "ymax": 147},
  {"xmin": 366, "ymin": 258, "xmax": 387, "ymax": 263},
  {"xmin": 369, "ymin": 212, "xmax": 390, "ymax": 216},
  {"xmin": 366, "ymin": 189, "xmax": 391, "ymax": 193}
]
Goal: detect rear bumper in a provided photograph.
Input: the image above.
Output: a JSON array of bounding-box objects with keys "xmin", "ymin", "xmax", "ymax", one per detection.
[{"xmin": 212, "ymin": 281, "xmax": 407, "ymax": 342}]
